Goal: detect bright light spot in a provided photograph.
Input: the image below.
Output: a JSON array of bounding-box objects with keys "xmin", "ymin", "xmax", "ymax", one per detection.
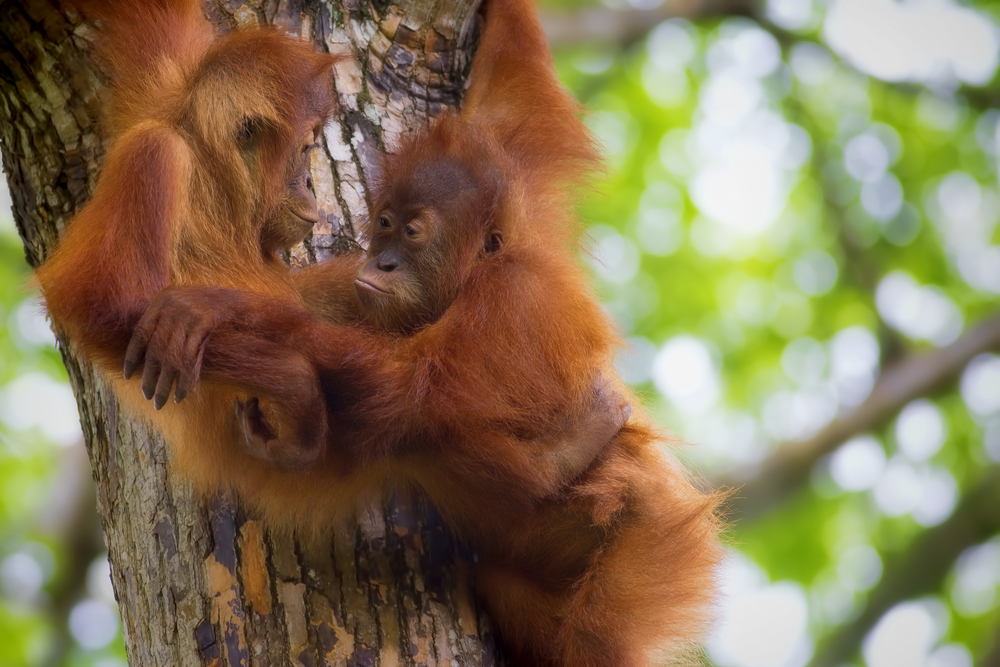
[
  {"xmin": 957, "ymin": 247, "xmax": 1000, "ymax": 294},
  {"xmin": 648, "ymin": 20, "xmax": 696, "ymax": 70},
  {"xmin": 863, "ymin": 600, "xmax": 947, "ymax": 667},
  {"xmin": 844, "ymin": 133, "xmax": 890, "ymax": 182},
  {"xmin": 825, "ymin": 0, "xmax": 1000, "ymax": 86},
  {"xmin": 829, "ymin": 326, "xmax": 880, "ymax": 407},
  {"xmin": 708, "ymin": 22, "xmax": 781, "ymax": 80},
  {"xmin": 652, "ymin": 336, "xmax": 720, "ymax": 412},
  {"xmin": 711, "ymin": 576, "xmax": 812, "ymax": 667},
  {"xmin": 69, "ymin": 599, "xmax": 120, "ymax": 650},
  {"xmin": 873, "ymin": 457, "xmax": 924, "ymax": 516},
  {"xmin": 0, "ymin": 372, "xmax": 82, "ymax": 447},
  {"xmin": 687, "ymin": 32, "xmax": 809, "ymax": 242},
  {"xmin": 644, "ymin": 21, "xmax": 694, "ymax": 107},
  {"xmin": 87, "ymin": 556, "xmax": 117, "ymax": 605},
  {"xmin": 928, "ymin": 644, "xmax": 973, "ymax": 667},
  {"xmin": 871, "ymin": 454, "xmax": 957, "ymax": 523},
  {"xmin": 0, "ymin": 182, "xmax": 14, "ymax": 237},
  {"xmin": 937, "ymin": 172, "xmax": 986, "ymax": 230},
  {"xmin": 793, "ymin": 250, "xmax": 839, "ymax": 295},
  {"xmin": 700, "ymin": 73, "xmax": 764, "ymax": 127},
  {"xmin": 586, "ymin": 225, "xmax": 640, "ymax": 284},
  {"xmin": 960, "ymin": 354, "xmax": 1000, "ymax": 416},
  {"xmin": 692, "ymin": 142, "xmax": 785, "ymax": 234},
  {"xmin": 790, "ymin": 43, "xmax": 834, "ymax": 86},
  {"xmin": 780, "ymin": 124, "xmax": 813, "ymax": 170},
  {"xmin": 762, "ymin": 387, "xmax": 838, "ymax": 442},
  {"xmin": 687, "ymin": 409, "xmax": 768, "ymax": 468},
  {"xmin": 0, "ymin": 552, "xmax": 44, "ymax": 603},
  {"xmin": 781, "ymin": 337, "xmax": 827, "ymax": 386},
  {"xmin": 830, "ymin": 436, "xmax": 886, "ymax": 491},
  {"xmin": 616, "ymin": 336, "xmax": 658, "ymax": 385},
  {"xmin": 767, "ymin": 0, "xmax": 816, "ymax": 32},
  {"xmin": 951, "ymin": 537, "xmax": 1000, "ymax": 616},
  {"xmin": 869, "ymin": 458, "xmax": 956, "ymax": 524},
  {"xmin": 861, "ymin": 173, "xmax": 904, "ymax": 222},
  {"xmin": 913, "ymin": 466, "xmax": 957, "ymax": 526},
  {"xmin": 10, "ymin": 298, "xmax": 56, "ymax": 350},
  {"xmin": 642, "ymin": 60, "xmax": 689, "ymax": 107},
  {"xmin": 837, "ymin": 544, "xmax": 882, "ymax": 591},
  {"xmin": 895, "ymin": 400, "xmax": 946, "ymax": 461},
  {"xmin": 689, "ymin": 109, "xmax": 804, "ymax": 239},
  {"xmin": 929, "ymin": 172, "xmax": 1000, "ymax": 294},
  {"xmin": 876, "ymin": 271, "xmax": 963, "ymax": 346}
]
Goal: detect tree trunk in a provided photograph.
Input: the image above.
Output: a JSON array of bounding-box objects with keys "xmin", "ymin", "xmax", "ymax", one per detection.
[{"xmin": 0, "ymin": 1, "xmax": 507, "ymax": 664}]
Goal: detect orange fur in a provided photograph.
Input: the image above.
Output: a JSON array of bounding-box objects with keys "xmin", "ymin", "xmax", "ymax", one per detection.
[
  {"xmin": 310, "ymin": 0, "xmax": 727, "ymax": 659},
  {"xmin": 34, "ymin": 0, "xmax": 378, "ymax": 516},
  {"xmin": 44, "ymin": 0, "xmax": 725, "ymax": 664}
]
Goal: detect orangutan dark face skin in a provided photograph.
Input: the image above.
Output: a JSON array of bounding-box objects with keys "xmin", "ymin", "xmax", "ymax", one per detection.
[
  {"xmin": 258, "ymin": 124, "xmax": 326, "ymax": 254},
  {"xmin": 354, "ymin": 157, "xmax": 501, "ymax": 332}
]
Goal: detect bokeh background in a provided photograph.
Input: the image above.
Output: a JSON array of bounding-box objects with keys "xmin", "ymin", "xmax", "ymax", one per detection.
[{"xmin": 2, "ymin": 0, "xmax": 1000, "ymax": 665}]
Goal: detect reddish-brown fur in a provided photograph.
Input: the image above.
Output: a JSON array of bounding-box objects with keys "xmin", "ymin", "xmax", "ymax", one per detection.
[
  {"xmin": 42, "ymin": 0, "xmax": 725, "ymax": 664},
  {"xmin": 122, "ymin": 1, "xmax": 727, "ymax": 664},
  {"xmin": 36, "ymin": 1, "xmax": 368, "ymax": 492}
]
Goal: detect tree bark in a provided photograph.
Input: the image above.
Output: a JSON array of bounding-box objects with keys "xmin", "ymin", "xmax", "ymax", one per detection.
[{"xmin": 0, "ymin": 1, "xmax": 507, "ymax": 665}]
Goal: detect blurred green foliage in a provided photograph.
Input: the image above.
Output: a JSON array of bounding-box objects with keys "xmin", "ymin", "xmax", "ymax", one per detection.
[{"xmin": 552, "ymin": 2, "xmax": 1000, "ymax": 665}]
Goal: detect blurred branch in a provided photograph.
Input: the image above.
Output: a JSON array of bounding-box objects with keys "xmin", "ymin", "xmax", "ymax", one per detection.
[
  {"xmin": 954, "ymin": 85, "xmax": 1000, "ymax": 111},
  {"xmin": 810, "ymin": 466, "xmax": 1000, "ymax": 667},
  {"xmin": 723, "ymin": 311, "xmax": 1000, "ymax": 523},
  {"xmin": 540, "ymin": 0, "xmax": 755, "ymax": 48},
  {"xmin": 984, "ymin": 629, "xmax": 1000, "ymax": 667}
]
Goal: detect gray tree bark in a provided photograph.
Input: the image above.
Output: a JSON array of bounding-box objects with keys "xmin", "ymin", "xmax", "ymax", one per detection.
[{"xmin": 0, "ymin": 1, "xmax": 507, "ymax": 665}]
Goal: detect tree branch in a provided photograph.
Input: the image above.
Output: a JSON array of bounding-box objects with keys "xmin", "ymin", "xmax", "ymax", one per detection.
[
  {"xmin": 539, "ymin": 0, "xmax": 755, "ymax": 49},
  {"xmin": 724, "ymin": 311, "xmax": 1000, "ymax": 523},
  {"xmin": 810, "ymin": 466, "xmax": 1000, "ymax": 667}
]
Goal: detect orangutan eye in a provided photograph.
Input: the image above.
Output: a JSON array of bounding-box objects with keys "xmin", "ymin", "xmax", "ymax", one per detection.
[
  {"xmin": 380, "ymin": 217, "xmax": 390, "ymax": 228},
  {"xmin": 237, "ymin": 116, "xmax": 263, "ymax": 145},
  {"xmin": 405, "ymin": 225, "xmax": 416, "ymax": 236}
]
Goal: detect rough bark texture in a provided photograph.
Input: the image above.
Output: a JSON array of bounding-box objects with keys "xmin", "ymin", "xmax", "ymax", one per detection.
[{"xmin": 1, "ymin": 1, "xmax": 508, "ymax": 665}]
